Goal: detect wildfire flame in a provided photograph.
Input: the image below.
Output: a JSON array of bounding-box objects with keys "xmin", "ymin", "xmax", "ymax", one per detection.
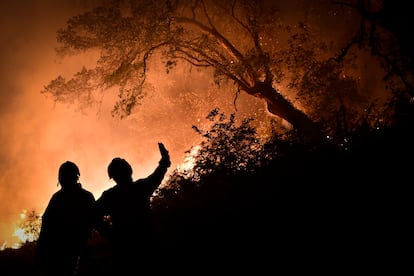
[
  {"xmin": 1, "ymin": 210, "xmax": 42, "ymax": 251},
  {"xmin": 176, "ymin": 145, "xmax": 200, "ymax": 174}
]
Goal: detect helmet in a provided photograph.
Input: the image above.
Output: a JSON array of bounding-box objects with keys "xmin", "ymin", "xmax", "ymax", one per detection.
[
  {"xmin": 58, "ymin": 161, "xmax": 80, "ymax": 187},
  {"xmin": 107, "ymin": 158, "xmax": 133, "ymax": 182}
]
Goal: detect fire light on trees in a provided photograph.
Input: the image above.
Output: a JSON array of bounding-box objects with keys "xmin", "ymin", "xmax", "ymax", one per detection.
[
  {"xmin": 1, "ymin": 210, "xmax": 41, "ymax": 250},
  {"xmin": 41, "ymin": 0, "xmax": 414, "ymax": 144}
]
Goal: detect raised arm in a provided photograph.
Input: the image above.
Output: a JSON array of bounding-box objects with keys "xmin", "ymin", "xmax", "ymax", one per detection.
[{"xmin": 139, "ymin": 142, "xmax": 171, "ymax": 197}]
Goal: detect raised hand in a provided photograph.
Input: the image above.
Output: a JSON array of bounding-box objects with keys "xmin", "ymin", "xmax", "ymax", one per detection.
[{"xmin": 158, "ymin": 142, "xmax": 171, "ymax": 167}]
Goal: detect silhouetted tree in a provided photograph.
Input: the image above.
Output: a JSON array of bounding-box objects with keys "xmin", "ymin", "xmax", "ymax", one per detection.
[{"xmin": 42, "ymin": 0, "xmax": 413, "ymax": 143}]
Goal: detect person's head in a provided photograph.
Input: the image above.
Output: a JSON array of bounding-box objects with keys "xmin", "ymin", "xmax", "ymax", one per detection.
[
  {"xmin": 58, "ymin": 161, "xmax": 80, "ymax": 188},
  {"xmin": 107, "ymin": 157, "xmax": 133, "ymax": 185}
]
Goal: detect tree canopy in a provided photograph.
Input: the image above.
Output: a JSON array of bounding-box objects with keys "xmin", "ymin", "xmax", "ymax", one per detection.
[{"xmin": 42, "ymin": 0, "xmax": 414, "ymax": 143}]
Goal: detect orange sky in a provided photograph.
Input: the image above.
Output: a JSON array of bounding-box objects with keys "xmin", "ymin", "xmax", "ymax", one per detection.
[{"xmin": 0, "ymin": 0, "xmax": 269, "ymax": 246}]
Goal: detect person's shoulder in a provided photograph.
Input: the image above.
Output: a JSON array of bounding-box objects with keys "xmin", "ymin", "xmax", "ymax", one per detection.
[
  {"xmin": 78, "ymin": 187, "xmax": 95, "ymax": 199},
  {"xmin": 99, "ymin": 186, "xmax": 117, "ymax": 198},
  {"xmin": 133, "ymin": 179, "xmax": 149, "ymax": 188},
  {"xmin": 82, "ymin": 188, "xmax": 95, "ymax": 196},
  {"xmin": 47, "ymin": 189, "xmax": 67, "ymax": 205},
  {"xmin": 134, "ymin": 179, "xmax": 145, "ymax": 185},
  {"xmin": 50, "ymin": 189, "xmax": 64, "ymax": 200}
]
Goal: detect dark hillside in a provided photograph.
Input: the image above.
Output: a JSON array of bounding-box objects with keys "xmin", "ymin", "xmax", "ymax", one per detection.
[
  {"xmin": 151, "ymin": 119, "xmax": 412, "ymax": 273},
  {"xmin": 0, "ymin": 243, "xmax": 36, "ymax": 275}
]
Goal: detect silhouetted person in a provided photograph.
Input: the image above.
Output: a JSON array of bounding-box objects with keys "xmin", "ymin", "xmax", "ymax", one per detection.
[
  {"xmin": 36, "ymin": 161, "xmax": 96, "ymax": 276},
  {"xmin": 95, "ymin": 143, "xmax": 171, "ymax": 275}
]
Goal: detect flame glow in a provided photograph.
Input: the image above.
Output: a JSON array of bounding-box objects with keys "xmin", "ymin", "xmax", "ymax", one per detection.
[
  {"xmin": 176, "ymin": 145, "xmax": 200, "ymax": 175},
  {"xmin": 1, "ymin": 210, "xmax": 42, "ymax": 250}
]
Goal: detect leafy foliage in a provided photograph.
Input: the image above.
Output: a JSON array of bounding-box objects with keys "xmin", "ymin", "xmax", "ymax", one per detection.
[
  {"xmin": 190, "ymin": 109, "xmax": 264, "ymax": 176},
  {"xmin": 41, "ymin": 0, "xmax": 414, "ymax": 141}
]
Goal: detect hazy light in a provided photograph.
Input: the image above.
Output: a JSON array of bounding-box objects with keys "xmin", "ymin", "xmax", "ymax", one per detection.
[{"xmin": 176, "ymin": 145, "xmax": 201, "ymax": 175}]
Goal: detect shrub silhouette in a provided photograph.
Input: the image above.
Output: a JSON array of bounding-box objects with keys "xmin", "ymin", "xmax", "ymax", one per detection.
[{"xmin": 151, "ymin": 107, "xmax": 412, "ymax": 271}]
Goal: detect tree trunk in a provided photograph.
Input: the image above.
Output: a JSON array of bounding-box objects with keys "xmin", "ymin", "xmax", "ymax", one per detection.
[{"xmin": 251, "ymin": 82, "xmax": 324, "ymax": 143}]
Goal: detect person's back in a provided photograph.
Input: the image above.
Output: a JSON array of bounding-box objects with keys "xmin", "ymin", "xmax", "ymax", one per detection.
[
  {"xmin": 96, "ymin": 143, "xmax": 171, "ymax": 275},
  {"xmin": 99, "ymin": 181, "xmax": 152, "ymax": 235},
  {"xmin": 36, "ymin": 161, "xmax": 96, "ymax": 276}
]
